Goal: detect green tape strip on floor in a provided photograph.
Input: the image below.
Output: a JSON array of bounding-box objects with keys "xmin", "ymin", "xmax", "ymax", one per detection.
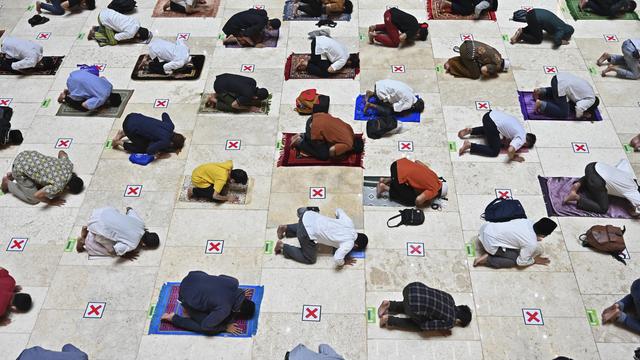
[
  {"xmin": 448, "ymin": 141, "xmax": 457, "ymax": 152},
  {"xmin": 586, "ymin": 309, "xmax": 599, "ymax": 326},
  {"xmin": 77, "ymin": 33, "xmax": 85, "ymax": 40},
  {"xmin": 264, "ymin": 240, "xmax": 274, "ymax": 254},
  {"xmin": 624, "ymin": 144, "xmax": 633, "ymax": 153},
  {"xmin": 64, "ymin": 238, "xmax": 76, "ymax": 252},
  {"xmin": 105, "ymin": 140, "xmax": 112, "ymax": 149},
  {"xmin": 588, "ymin": 66, "xmax": 598, "ymax": 75},
  {"xmin": 148, "ymin": 304, "xmax": 156, "ymax": 319},
  {"xmin": 501, "ymin": 34, "xmax": 509, "ymax": 41},
  {"xmin": 359, "ymin": 34, "xmax": 365, "ymax": 41},
  {"xmin": 465, "ymin": 242, "xmax": 475, "ymax": 257},
  {"xmin": 276, "ymin": 139, "xmax": 283, "ymax": 150},
  {"xmin": 435, "ymin": 64, "xmax": 443, "ymax": 73},
  {"xmin": 217, "ymin": 33, "xmax": 224, "ymax": 40},
  {"xmin": 366, "ymin": 307, "xmax": 376, "ymax": 323},
  {"xmin": 27, "ymin": 4, "xmax": 35, "ymax": 10},
  {"xmin": 41, "ymin": 98, "xmax": 51, "ymax": 108}
]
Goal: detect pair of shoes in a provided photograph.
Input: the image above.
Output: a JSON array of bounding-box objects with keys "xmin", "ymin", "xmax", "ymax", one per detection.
[
  {"xmin": 28, "ymin": 14, "xmax": 49, "ymax": 27},
  {"xmin": 315, "ymin": 19, "xmax": 337, "ymax": 28}
]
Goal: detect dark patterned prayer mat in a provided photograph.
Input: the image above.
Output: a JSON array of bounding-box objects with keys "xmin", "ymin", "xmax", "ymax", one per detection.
[
  {"xmin": 277, "ymin": 132, "xmax": 364, "ymax": 168},
  {"xmin": 0, "ymin": 55, "xmax": 64, "ymax": 75},
  {"xmin": 426, "ymin": 0, "xmax": 496, "ymax": 20},
  {"xmin": 130, "ymin": 54, "xmax": 205, "ymax": 80},
  {"xmin": 284, "ymin": 53, "xmax": 359, "ymax": 80},
  {"xmin": 55, "ymin": 89, "xmax": 133, "ymax": 118},
  {"xmin": 565, "ymin": 0, "xmax": 639, "ymax": 20},
  {"xmin": 224, "ymin": 29, "xmax": 280, "ymax": 48},
  {"xmin": 152, "ymin": 0, "xmax": 220, "ymax": 17},
  {"xmin": 197, "ymin": 93, "xmax": 271, "ymax": 114},
  {"xmin": 178, "ymin": 176, "xmax": 251, "ymax": 204},
  {"xmin": 283, "ymin": 0, "xmax": 351, "ymax": 21},
  {"xmin": 149, "ymin": 282, "xmax": 263, "ymax": 337}
]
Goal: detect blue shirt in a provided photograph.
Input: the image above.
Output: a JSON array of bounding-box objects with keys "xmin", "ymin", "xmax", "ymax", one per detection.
[
  {"xmin": 17, "ymin": 344, "xmax": 88, "ymax": 360},
  {"xmin": 66, "ymin": 69, "xmax": 113, "ymax": 110},
  {"xmin": 123, "ymin": 112, "xmax": 175, "ymax": 155}
]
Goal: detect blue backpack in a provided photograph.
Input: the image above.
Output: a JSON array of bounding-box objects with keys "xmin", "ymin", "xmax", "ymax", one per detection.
[{"xmin": 482, "ymin": 198, "xmax": 527, "ymax": 222}]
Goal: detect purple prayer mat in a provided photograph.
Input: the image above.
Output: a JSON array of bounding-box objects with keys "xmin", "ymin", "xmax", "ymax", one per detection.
[
  {"xmin": 538, "ymin": 176, "xmax": 634, "ymax": 219},
  {"xmin": 518, "ymin": 91, "xmax": 602, "ymax": 121}
]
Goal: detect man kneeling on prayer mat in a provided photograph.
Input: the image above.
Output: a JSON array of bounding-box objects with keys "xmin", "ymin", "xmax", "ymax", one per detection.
[
  {"xmin": 76, "ymin": 207, "xmax": 160, "ymax": 261},
  {"xmin": 444, "ymin": 40, "xmax": 510, "ymax": 79},
  {"xmin": 364, "ymin": 79, "xmax": 424, "ymax": 116},
  {"xmin": 474, "ymin": 217, "xmax": 557, "ymax": 268},
  {"xmin": 164, "ymin": 0, "xmax": 207, "ymax": 14},
  {"xmin": 188, "ymin": 160, "xmax": 248, "ymax": 203},
  {"xmin": 377, "ymin": 158, "xmax": 448, "ymax": 208},
  {"xmin": 58, "ymin": 68, "xmax": 121, "ymax": 112},
  {"xmin": 0, "ymin": 36, "xmax": 54, "ymax": 74},
  {"xmin": 222, "ymin": 8, "xmax": 281, "ymax": 47},
  {"xmin": 205, "ymin": 73, "xmax": 270, "ymax": 113},
  {"xmin": 88, "ymin": 9, "xmax": 151, "ymax": 46},
  {"xmin": 161, "ymin": 271, "xmax": 255, "ymax": 335},
  {"xmin": 291, "ymin": 112, "xmax": 364, "ymax": 161},
  {"xmin": 146, "ymin": 38, "xmax": 192, "ymax": 76}
]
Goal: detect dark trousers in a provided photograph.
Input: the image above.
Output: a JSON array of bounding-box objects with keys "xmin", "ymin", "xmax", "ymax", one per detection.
[
  {"xmin": 387, "ymin": 286, "xmax": 421, "ymax": 331},
  {"xmin": 539, "ymin": 76, "xmax": 570, "ymax": 118},
  {"xmin": 0, "ymin": 58, "xmax": 18, "ymax": 72},
  {"xmin": 308, "ymin": 37, "xmax": 332, "ymax": 78},
  {"xmin": 122, "ymin": 115, "xmax": 150, "ymax": 153},
  {"xmin": 451, "ymin": 0, "xmax": 476, "ymax": 15},
  {"xmin": 191, "ymin": 185, "xmax": 225, "ymax": 202},
  {"xmin": 296, "ymin": 116, "xmax": 330, "ymax": 160},
  {"xmin": 40, "ymin": 0, "xmax": 66, "ymax": 15},
  {"xmin": 148, "ymin": 58, "xmax": 168, "ymax": 75},
  {"xmin": 469, "ymin": 112, "xmax": 501, "ymax": 157},
  {"xmin": 170, "ymin": 1, "xmax": 187, "ymax": 13},
  {"xmin": 64, "ymin": 95, "xmax": 88, "ymax": 112},
  {"xmin": 388, "ymin": 161, "xmax": 419, "ymax": 207},
  {"xmin": 298, "ymin": 0, "xmax": 323, "ymax": 16},
  {"xmin": 577, "ymin": 162, "xmax": 609, "ymax": 213},
  {"xmin": 282, "ymin": 208, "xmax": 318, "ymax": 264},
  {"xmin": 584, "ymin": 0, "xmax": 613, "ymax": 16},
  {"xmin": 521, "ymin": 11, "xmax": 543, "ymax": 44},
  {"xmin": 617, "ymin": 279, "xmax": 640, "ymax": 333},
  {"xmin": 487, "ymin": 247, "xmax": 520, "ymax": 268}
]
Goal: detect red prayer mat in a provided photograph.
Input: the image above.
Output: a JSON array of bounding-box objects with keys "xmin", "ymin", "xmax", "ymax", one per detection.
[{"xmin": 277, "ymin": 132, "xmax": 364, "ymax": 168}]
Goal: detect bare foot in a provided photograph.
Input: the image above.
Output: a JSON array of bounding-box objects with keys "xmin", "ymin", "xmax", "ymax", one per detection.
[
  {"xmin": 534, "ymin": 99, "xmax": 543, "ymax": 114},
  {"xmin": 458, "ymin": 128, "xmax": 472, "ymax": 139},
  {"xmin": 458, "ymin": 140, "xmax": 471, "ymax": 156},
  {"xmin": 602, "ymin": 303, "xmax": 619, "ymax": 323},
  {"xmin": 35, "ymin": 1, "xmax": 42, "ymax": 13},
  {"xmin": 368, "ymin": 31, "xmax": 375, "ymax": 44},
  {"xmin": 186, "ymin": 187, "xmax": 193, "ymax": 200},
  {"xmin": 277, "ymin": 225, "xmax": 287, "ymax": 239},
  {"xmin": 561, "ymin": 39, "xmax": 570, "ymax": 45},
  {"xmin": 563, "ymin": 191, "xmax": 580, "ymax": 204},
  {"xmin": 379, "ymin": 314, "xmax": 389, "ymax": 328},
  {"xmin": 378, "ymin": 300, "xmax": 390, "ymax": 318},
  {"xmin": 76, "ymin": 236, "xmax": 85, "ymax": 252},
  {"xmin": 275, "ymin": 240, "xmax": 284, "ymax": 255},
  {"xmin": 510, "ymin": 28, "xmax": 523, "ymax": 44},
  {"xmin": 473, "ymin": 253, "xmax": 488, "ymax": 267},
  {"xmin": 1, "ymin": 176, "xmax": 9, "ymax": 194},
  {"xmin": 597, "ymin": 52, "xmax": 610, "ymax": 66},
  {"xmin": 533, "ymin": 88, "xmax": 542, "ymax": 101},
  {"xmin": 601, "ymin": 64, "xmax": 615, "ymax": 77}
]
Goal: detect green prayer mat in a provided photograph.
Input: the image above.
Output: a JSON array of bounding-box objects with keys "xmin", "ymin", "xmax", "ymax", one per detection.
[
  {"xmin": 197, "ymin": 93, "xmax": 271, "ymax": 114},
  {"xmin": 56, "ymin": 89, "xmax": 133, "ymax": 118},
  {"xmin": 565, "ymin": 0, "xmax": 640, "ymax": 20}
]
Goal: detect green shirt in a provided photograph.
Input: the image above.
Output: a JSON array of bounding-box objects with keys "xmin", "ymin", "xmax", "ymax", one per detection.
[{"xmin": 12, "ymin": 151, "xmax": 74, "ymax": 199}]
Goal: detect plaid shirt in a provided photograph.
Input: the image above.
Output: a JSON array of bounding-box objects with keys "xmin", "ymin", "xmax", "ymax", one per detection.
[
  {"xmin": 405, "ymin": 282, "xmax": 456, "ymax": 331},
  {"xmin": 12, "ymin": 151, "xmax": 74, "ymax": 199}
]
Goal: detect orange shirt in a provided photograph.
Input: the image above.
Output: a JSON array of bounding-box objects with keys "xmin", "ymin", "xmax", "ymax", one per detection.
[
  {"xmin": 310, "ymin": 113, "xmax": 354, "ymax": 156},
  {"xmin": 396, "ymin": 158, "xmax": 442, "ymax": 199}
]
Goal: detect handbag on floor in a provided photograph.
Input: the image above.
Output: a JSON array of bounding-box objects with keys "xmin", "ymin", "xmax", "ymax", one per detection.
[
  {"xmin": 387, "ymin": 208, "xmax": 425, "ymax": 227},
  {"xmin": 580, "ymin": 225, "xmax": 628, "ymax": 265},
  {"xmin": 481, "ymin": 198, "xmax": 527, "ymax": 222}
]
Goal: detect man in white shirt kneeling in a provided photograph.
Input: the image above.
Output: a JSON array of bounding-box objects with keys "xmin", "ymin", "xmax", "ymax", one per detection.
[
  {"xmin": 0, "ymin": 36, "xmax": 52, "ymax": 73},
  {"xmin": 296, "ymin": 35, "xmax": 359, "ymax": 78},
  {"xmin": 89, "ymin": 9, "xmax": 151, "ymax": 46},
  {"xmin": 147, "ymin": 38, "xmax": 192, "ymax": 76},
  {"xmin": 76, "ymin": 207, "xmax": 160, "ymax": 261},
  {"xmin": 275, "ymin": 207, "xmax": 368, "ymax": 267},
  {"xmin": 473, "ymin": 217, "xmax": 557, "ymax": 268}
]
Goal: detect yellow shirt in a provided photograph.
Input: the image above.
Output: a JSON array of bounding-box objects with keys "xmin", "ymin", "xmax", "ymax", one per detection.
[{"xmin": 191, "ymin": 160, "xmax": 233, "ymax": 192}]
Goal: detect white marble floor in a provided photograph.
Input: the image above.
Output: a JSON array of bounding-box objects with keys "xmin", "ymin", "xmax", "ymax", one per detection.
[{"xmin": 1, "ymin": 0, "xmax": 639, "ymax": 359}]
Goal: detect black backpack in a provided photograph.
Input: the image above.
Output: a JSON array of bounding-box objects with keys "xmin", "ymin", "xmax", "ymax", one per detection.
[
  {"xmin": 0, "ymin": 106, "xmax": 13, "ymax": 123},
  {"xmin": 366, "ymin": 114, "xmax": 397, "ymax": 139},
  {"xmin": 387, "ymin": 208, "xmax": 425, "ymax": 227},
  {"xmin": 343, "ymin": 0, "xmax": 353, "ymax": 14},
  {"xmin": 108, "ymin": 0, "xmax": 137, "ymax": 14},
  {"xmin": 481, "ymin": 198, "xmax": 527, "ymax": 223}
]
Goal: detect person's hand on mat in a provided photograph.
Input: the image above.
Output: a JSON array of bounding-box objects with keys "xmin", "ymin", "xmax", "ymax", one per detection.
[
  {"xmin": 6, "ymin": 172, "xmax": 13, "ymax": 181},
  {"xmin": 228, "ymin": 195, "xmax": 240, "ymax": 203},
  {"xmin": 0, "ymin": 317, "xmax": 12, "ymax": 326},
  {"xmin": 343, "ymin": 256, "xmax": 357, "ymax": 266},
  {"xmin": 47, "ymin": 197, "xmax": 66, "ymax": 207},
  {"xmin": 534, "ymin": 256, "xmax": 550, "ymax": 266},
  {"xmin": 225, "ymin": 323, "xmax": 242, "ymax": 335},
  {"xmin": 121, "ymin": 249, "xmax": 140, "ymax": 261},
  {"xmin": 510, "ymin": 155, "xmax": 525, "ymax": 163},
  {"xmin": 399, "ymin": 33, "xmax": 407, "ymax": 43},
  {"xmin": 379, "ymin": 315, "xmax": 389, "ymax": 328},
  {"xmin": 14, "ymin": 285, "xmax": 22, "ymax": 293},
  {"xmin": 161, "ymin": 312, "xmax": 175, "ymax": 322},
  {"xmin": 155, "ymin": 152, "xmax": 171, "ymax": 160},
  {"xmin": 57, "ymin": 90, "xmax": 68, "ymax": 103},
  {"xmin": 249, "ymin": 106, "xmax": 263, "ymax": 113}
]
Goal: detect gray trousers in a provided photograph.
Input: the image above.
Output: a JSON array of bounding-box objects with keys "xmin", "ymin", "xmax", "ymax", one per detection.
[
  {"xmin": 282, "ymin": 208, "xmax": 318, "ymax": 264},
  {"xmin": 7, "ymin": 176, "xmax": 40, "ymax": 205},
  {"xmin": 487, "ymin": 247, "xmax": 520, "ymax": 268}
]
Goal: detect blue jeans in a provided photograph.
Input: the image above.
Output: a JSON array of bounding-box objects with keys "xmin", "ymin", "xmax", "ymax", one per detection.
[
  {"xmin": 617, "ymin": 279, "xmax": 640, "ymax": 334},
  {"xmin": 538, "ymin": 76, "xmax": 570, "ymax": 118},
  {"xmin": 610, "ymin": 39, "xmax": 640, "ymax": 80},
  {"xmin": 40, "ymin": 0, "xmax": 66, "ymax": 15}
]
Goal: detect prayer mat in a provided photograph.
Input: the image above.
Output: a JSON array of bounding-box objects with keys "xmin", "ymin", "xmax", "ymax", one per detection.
[
  {"xmin": 277, "ymin": 132, "xmax": 364, "ymax": 168},
  {"xmin": 283, "ymin": 0, "xmax": 351, "ymax": 21},
  {"xmin": 362, "ymin": 176, "xmax": 403, "ymax": 207},
  {"xmin": 55, "ymin": 89, "xmax": 133, "ymax": 118},
  {"xmin": 152, "ymin": 0, "xmax": 220, "ymax": 17},
  {"xmin": 565, "ymin": 0, "xmax": 640, "ymax": 20},
  {"xmin": 0, "ymin": 56, "xmax": 64, "ymax": 75},
  {"xmin": 354, "ymin": 94, "xmax": 421, "ymax": 123},
  {"xmin": 517, "ymin": 91, "xmax": 603, "ymax": 121},
  {"xmin": 178, "ymin": 176, "xmax": 252, "ymax": 204},
  {"xmin": 197, "ymin": 93, "xmax": 271, "ymax": 114},
  {"xmin": 224, "ymin": 29, "xmax": 280, "ymax": 48},
  {"xmin": 284, "ymin": 53, "xmax": 359, "ymax": 80},
  {"xmin": 538, "ymin": 176, "xmax": 635, "ymax": 218},
  {"xmin": 149, "ymin": 282, "xmax": 264, "ymax": 337},
  {"xmin": 426, "ymin": 0, "xmax": 496, "ymax": 20},
  {"xmin": 130, "ymin": 54, "xmax": 205, "ymax": 80}
]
